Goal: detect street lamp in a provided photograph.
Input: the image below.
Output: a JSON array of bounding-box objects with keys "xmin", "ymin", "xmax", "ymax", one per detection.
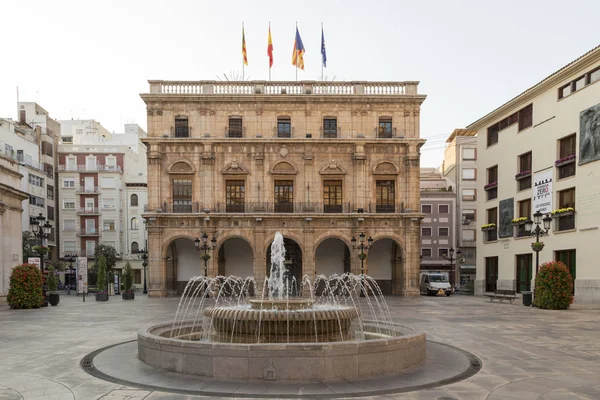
[
  {"xmin": 64, "ymin": 253, "xmax": 77, "ymax": 295},
  {"xmin": 524, "ymin": 211, "xmax": 552, "ymax": 275},
  {"xmin": 194, "ymin": 233, "xmax": 217, "ymax": 277},
  {"xmin": 441, "ymin": 247, "xmax": 461, "ymax": 287},
  {"xmin": 351, "ymin": 233, "xmax": 373, "ymax": 296},
  {"xmin": 30, "ymin": 213, "xmax": 53, "ymax": 307},
  {"xmin": 138, "ymin": 249, "xmax": 148, "ymax": 294}
]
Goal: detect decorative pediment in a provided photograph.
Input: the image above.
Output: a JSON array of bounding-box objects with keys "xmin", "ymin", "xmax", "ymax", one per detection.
[
  {"xmin": 373, "ymin": 161, "xmax": 399, "ymax": 175},
  {"xmin": 221, "ymin": 159, "xmax": 249, "ymax": 175},
  {"xmin": 319, "ymin": 160, "xmax": 347, "ymax": 175},
  {"xmin": 167, "ymin": 160, "xmax": 195, "ymax": 174},
  {"xmin": 270, "ymin": 160, "xmax": 298, "ymax": 175}
]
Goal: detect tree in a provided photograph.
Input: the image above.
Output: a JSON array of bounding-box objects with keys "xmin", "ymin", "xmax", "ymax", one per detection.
[
  {"xmin": 533, "ymin": 261, "xmax": 574, "ymax": 310},
  {"xmin": 94, "ymin": 244, "xmax": 119, "ymax": 270},
  {"xmin": 7, "ymin": 264, "xmax": 43, "ymax": 309},
  {"xmin": 123, "ymin": 262, "xmax": 133, "ymax": 292},
  {"xmin": 97, "ymin": 255, "xmax": 107, "ymax": 293}
]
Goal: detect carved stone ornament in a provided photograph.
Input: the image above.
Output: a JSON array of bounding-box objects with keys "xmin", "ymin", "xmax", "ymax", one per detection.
[
  {"xmin": 221, "ymin": 159, "xmax": 250, "ymax": 175},
  {"xmin": 373, "ymin": 161, "xmax": 399, "ymax": 175},
  {"xmin": 167, "ymin": 160, "xmax": 195, "ymax": 174},
  {"xmin": 319, "ymin": 160, "xmax": 347, "ymax": 175},
  {"xmin": 279, "ymin": 147, "xmax": 289, "ymax": 158}
]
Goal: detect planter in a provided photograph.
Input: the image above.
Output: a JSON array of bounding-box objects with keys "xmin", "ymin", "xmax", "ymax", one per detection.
[
  {"xmin": 96, "ymin": 292, "xmax": 109, "ymax": 302},
  {"xmin": 515, "ymin": 171, "xmax": 531, "ymax": 180},
  {"xmin": 555, "ymin": 157, "xmax": 576, "ymax": 167},
  {"xmin": 122, "ymin": 291, "xmax": 135, "ymax": 300},
  {"xmin": 531, "ymin": 243, "xmax": 545, "ymax": 252},
  {"xmin": 484, "ymin": 182, "xmax": 498, "ymax": 191},
  {"xmin": 481, "ymin": 226, "xmax": 497, "ymax": 232},
  {"xmin": 48, "ymin": 292, "xmax": 60, "ymax": 306},
  {"xmin": 552, "ymin": 211, "xmax": 574, "ymax": 218}
]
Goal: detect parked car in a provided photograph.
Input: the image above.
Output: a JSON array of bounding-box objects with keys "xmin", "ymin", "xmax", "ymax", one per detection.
[{"xmin": 420, "ymin": 272, "xmax": 453, "ymax": 296}]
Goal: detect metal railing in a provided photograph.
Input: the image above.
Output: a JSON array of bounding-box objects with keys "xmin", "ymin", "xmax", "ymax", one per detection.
[
  {"xmin": 75, "ymin": 186, "xmax": 100, "ymax": 194},
  {"xmin": 163, "ymin": 201, "xmax": 200, "ymax": 213},
  {"xmin": 76, "ymin": 207, "xmax": 99, "ymax": 214},
  {"xmin": 58, "ymin": 164, "xmax": 122, "ymax": 173},
  {"xmin": 77, "ymin": 229, "xmax": 100, "ymax": 236}
]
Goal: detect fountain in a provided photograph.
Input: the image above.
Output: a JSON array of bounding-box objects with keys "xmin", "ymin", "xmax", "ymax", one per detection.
[{"xmin": 138, "ymin": 232, "xmax": 426, "ymax": 381}]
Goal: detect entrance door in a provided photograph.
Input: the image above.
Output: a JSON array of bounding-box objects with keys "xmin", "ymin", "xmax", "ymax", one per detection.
[
  {"xmin": 86, "ymin": 156, "xmax": 96, "ymax": 171},
  {"xmin": 84, "ymin": 177, "xmax": 94, "ymax": 192},
  {"xmin": 516, "ymin": 254, "xmax": 532, "ymax": 293},
  {"xmin": 485, "ymin": 257, "xmax": 498, "ymax": 292},
  {"xmin": 85, "ymin": 219, "xmax": 96, "ymax": 234},
  {"xmin": 85, "ymin": 198, "xmax": 95, "ymax": 213}
]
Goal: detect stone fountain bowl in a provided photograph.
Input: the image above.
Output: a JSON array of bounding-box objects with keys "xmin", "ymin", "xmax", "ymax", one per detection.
[{"xmin": 138, "ymin": 320, "xmax": 427, "ymax": 381}]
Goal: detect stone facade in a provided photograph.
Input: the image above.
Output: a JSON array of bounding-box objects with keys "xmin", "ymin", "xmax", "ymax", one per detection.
[{"xmin": 141, "ymin": 81, "xmax": 426, "ymax": 297}]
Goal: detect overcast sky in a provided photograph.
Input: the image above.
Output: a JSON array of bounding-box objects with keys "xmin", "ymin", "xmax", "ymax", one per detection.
[{"xmin": 1, "ymin": 0, "xmax": 598, "ymax": 167}]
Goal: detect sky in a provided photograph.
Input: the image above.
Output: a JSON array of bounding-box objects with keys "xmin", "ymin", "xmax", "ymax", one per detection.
[{"xmin": 1, "ymin": 0, "xmax": 599, "ymax": 167}]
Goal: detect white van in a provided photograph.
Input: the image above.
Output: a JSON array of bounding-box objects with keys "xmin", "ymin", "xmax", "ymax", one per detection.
[{"xmin": 420, "ymin": 272, "xmax": 453, "ymax": 296}]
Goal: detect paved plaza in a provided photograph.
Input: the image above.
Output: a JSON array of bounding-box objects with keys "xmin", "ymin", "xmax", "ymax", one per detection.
[{"xmin": 1, "ymin": 294, "xmax": 600, "ymax": 400}]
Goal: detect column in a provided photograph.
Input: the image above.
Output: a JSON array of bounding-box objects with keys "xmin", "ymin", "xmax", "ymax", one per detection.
[
  {"xmin": 147, "ymin": 148, "xmax": 162, "ymax": 211},
  {"xmin": 402, "ymin": 222, "xmax": 420, "ymax": 297},
  {"xmin": 147, "ymin": 226, "xmax": 167, "ymax": 297}
]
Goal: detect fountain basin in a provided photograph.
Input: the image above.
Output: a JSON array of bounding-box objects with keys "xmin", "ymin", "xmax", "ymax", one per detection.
[{"xmin": 138, "ymin": 321, "xmax": 426, "ymax": 381}]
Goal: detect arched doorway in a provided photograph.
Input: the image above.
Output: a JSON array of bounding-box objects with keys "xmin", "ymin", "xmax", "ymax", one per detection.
[
  {"xmin": 315, "ymin": 238, "xmax": 351, "ymax": 276},
  {"xmin": 165, "ymin": 238, "xmax": 201, "ymax": 295},
  {"xmin": 367, "ymin": 238, "xmax": 402, "ymax": 295},
  {"xmin": 265, "ymin": 237, "xmax": 302, "ymax": 296},
  {"xmin": 217, "ymin": 237, "xmax": 254, "ymax": 278}
]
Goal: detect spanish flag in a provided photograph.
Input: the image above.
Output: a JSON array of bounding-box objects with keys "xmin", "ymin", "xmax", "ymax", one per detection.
[
  {"xmin": 267, "ymin": 24, "xmax": 273, "ymax": 68},
  {"xmin": 292, "ymin": 27, "xmax": 305, "ymax": 70},
  {"xmin": 242, "ymin": 25, "xmax": 248, "ymax": 66}
]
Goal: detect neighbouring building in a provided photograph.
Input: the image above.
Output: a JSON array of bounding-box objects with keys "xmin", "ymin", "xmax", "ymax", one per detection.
[
  {"xmin": 442, "ymin": 129, "xmax": 478, "ymax": 286},
  {"xmin": 468, "ymin": 46, "xmax": 600, "ymax": 303},
  {"xmin": 419, "ymin": 167, "xmax": 457, "ymax": 284},
  {"xmin": 141, "ymin": 80, "xmax": 426, "ymax": 297},
  {"xmin": 57, "ymin": 120, "xmax": 148, "ymax": 288},
  {"xmin": 0, "ymin": 152, "xmax": 29, "ymax": 302}
]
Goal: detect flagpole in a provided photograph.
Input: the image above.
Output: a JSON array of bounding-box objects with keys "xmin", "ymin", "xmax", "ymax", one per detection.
[
  {"xmin": 295, "ymin": 21, "xmax": 298, "ymax": 82},
  {"xmin": 321, "ymin": 22, "xmax": 324, "ymax": 81},
  {"xmin": 242, "ymin": 22, "xmax": 245, "ymax": 81},
  {"xmin": 269, "ymin": 21, "xmax": 271, "ymax": 82}
]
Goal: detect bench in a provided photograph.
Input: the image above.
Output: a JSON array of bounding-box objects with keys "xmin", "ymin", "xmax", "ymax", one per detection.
[{"xmin": 484, "ymin": 289, "xmax": 517, "ymax": 304}]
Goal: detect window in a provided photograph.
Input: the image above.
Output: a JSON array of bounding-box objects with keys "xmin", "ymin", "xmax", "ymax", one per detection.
[
  {"xmin": 226, "ymin": 180, "xmax": 245, "ymax": 212},
  {"xmin": 462, "ymin": 168, "xmax": 476, "ymax": 180},
  {"xmin": 134, "ymin": 269, "xmax": 142, "ymax": 285},
  {"xmin": 516, "ymin": 199, "xmax": 531, "ymax": 237},
  {"xmin": 591, "ymin": 67, "xmax": 600, "ymax": 84},
  {"xmin": 172, "ymin": 179, "xmax": 192, "ymax": 212},
  {"xmin": 277, "ymin": 117, "xmax": 291, "ymax": 138},
  {"xmin": 63, "ymin": 241, "xmax": 76, "ymax": 252},
  {"xmin": 76, "ymin": 128, "xmax": 83, "ymax": 135},
  {"xmin": 131, "ymin": 242, "xmax": 139, "ymax": 253},
  {"xmin": 28, "ymin": 174, "xmax": 44, "ymax": 188},
  {"xmin": 43, "ymin": 163, "xmax": 53, "ymax": 178},
  {"xmin": 228, "ymin": 116, "xmax": 243, "ymax": 138},
  {"xmin": 462, "ymin": 229, "xmax": 475, "ymax": 241},
  {"xmin": 174, "ymin": 116, "xmax": 189, "ymax": 138},
  {"xmin": 62, "ymin": 136, "xmax": 73, "ymax": 144},
  {"xmin": 557, "ymin": 188, "xmax": 575, "ymax": 231},
  {"xmin": 323, "ymin": 180, "xmax": 342, "ymax": 213},
  {"xmin": 63, "ymin": 220, "xmax": 76, "ymax": 231},
  {"xmin": 462, "ymin": 209, "xmax": 475, "ymax": 223},
  {"xmin": 559, "ymin": 67, "xmax": 600, "ymax": 99},
  {"xmin": 375, "ymin": 180, "xmax": 395, "ymax": 213},
  {"xmin": 4, "ymin": 144, "xmax": 14, "ymax": 158},
  {"xmin": 438, "ymin": 248, "xmax": 449, "ymax": 258},
  {"xmin": 462, "ymin": 148, "xmax": 476, "ymax": 160},
  {"xmin": 422, "ymin": 227, "xmax": 432, "ymax": 236},
  {"xmin": 486, "ymin": 166, "xmax": 498, "ymax": 200},
  {"xmin": 101, "ymin": 177, "xmax": 115, "ymax": 188},
  {"xmin": 323, "ymin": 118, "xmax": 337, "ymax": 138},
  {"xmin": 421, "ymin": 248, "xmax": 432, "ymax": 257},
  {"xmin": 487, "ymin": 125, "xmax": 499, "ymax": 146},
  {"xmin": 518, "ymin": 104, "xmax": 533, "ymax": 131},
  {"xmin": 518, "ymin": 151, "xmax": 532, "ymax": 191},
  {"xmin": 103, "ymin": 220, "xmax": 115, "ymax": 231},
  {"xmin": 105, "ymin": 156, "xmax": 116, "ymax": 167},
  {"xmin": 438, "ymin": 227, "xmax": 449, "ymax": 236},
  {"xmin": 130, "ymin": 194, "xmax": 138, "ymax": 207},
  {"xmin": 421, "ymin": 204, "xmax": 432, "ymax": 214},
  {"xmin": 63, "ymin": 201, "xmax": 75, "ymax": 210},
  {"xmin": 378, "ymin": 117, "xmax": 393, "ymax": 138},
  {"xmin": 486, "ymin": 207, "xmax": 497, "ymax": 241},
  {"xmin": 29, "ymin": 195, "xmax": 44, "ymax": 208},
  {"xmin": 16, "ymin": 150, "xmax": 24, "ymax": 162},
  {"xmin": 131, "ymin": 217, "xmax": 139, "ymax": 230},
  {"xmin": 557, "ymin": 134, "xmax": 576, "ymax": 179},
  {"xmin": 102, "ymin": 198, "xmax": 115, "ymax": 209},
  {"xmin": 274, "ymin": 180, "xmax": 293, "ymax": 212},
  {"xmin": 47, "ymin": 206, "xmax": 54, "ymax": 221},
  {"xmin": 486, "ymin": 104, "xmax": 533, "ymax": 144},
  {"xmin": 439, "ymin": 204, "xmax": 449, "ymax": 214},
  {"xmin": 41, "ymin": 141, "xmax": 53, "ymax": 156},
  {"xmin": 47, "ymin": 185, "xmax": 54, "ymax": 200},
  {"xmin": 462, "ymin": 189, "xmax": 476, "ymax": 201}
]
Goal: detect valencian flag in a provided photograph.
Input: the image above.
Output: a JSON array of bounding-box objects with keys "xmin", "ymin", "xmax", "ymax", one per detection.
[
  {"xmin": 321, "ymin": 25, "xmax": 327, "ymax": 67},
  {"xmin": 242, "ymin": 25, "xmax": 248, "ymax": 66},
  {"xmin": 292, "ymin": 26, "xmax": 305, "ymax": 70},
  {"xmin": 267, "ymin": 24, "xmax": 274, "ymax": 68}
]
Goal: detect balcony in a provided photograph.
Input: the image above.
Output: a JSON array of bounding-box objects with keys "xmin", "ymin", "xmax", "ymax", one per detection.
[
  {"xmin": 163, "ymin": 202, "xmax": 200, "ymax": 213},
  {"xmin": 75, "ymin": 186, "xmax": 100, "ymax": 194},
  {"xmin": 77, "ymin": 228, "xmax": 101, "ymax": 237},
  {"xmin": 76, "ymin": 207, "xmax": 100, "ymax": 215},
  {"xmin": 375, "ymin": 204, "xmax": 396, "ymax": 213},
  {"xmin": 58, "ymin": 164, "xmax": 122, "ymax": 173},
  {"xmin": 59, "ymin": 250, "xmax": 94, "ymax": 259}
]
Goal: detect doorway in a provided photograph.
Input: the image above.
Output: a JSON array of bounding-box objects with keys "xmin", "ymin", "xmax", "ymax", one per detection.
[
  {"xmin": 485, "ymin": 256, "xmax": 498, "ymax": 292},
  {"xmin": 516, "ymin": 254, "xmax": 532, "ymax": 293}
]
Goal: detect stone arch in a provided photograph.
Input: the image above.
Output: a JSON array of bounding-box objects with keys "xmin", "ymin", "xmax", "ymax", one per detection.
[
  {"xmin": 314, "ymin": 237, "xmax": 352, "ymax": 277},
  {"xmin": 162, "ymin": 234, "xmax": 201, "ymax": 294},
  {"xmin": 270, "ymin": 160, "xmax": 298, "ymax": 175},
  {"xmin": 263, "ymin": 231, "xmax": 305, "ymax": 256},
  {"xmin": 216, "ymin": 236, "xmax": 254, "ymax": 279},
  {"xmin": 367, "ymin": 235, "xmax": 404, "ymax": 295},
  {"xmin": 167, "ymin": 159, "xmax": 196, "ymax": 174},
  {"xmin": 264, "ymin": 234, "xmax": 304, "ymax": 296},
  {"xmin": 372, "ymin": 161, "xmax": 400, "ymax": 175}
]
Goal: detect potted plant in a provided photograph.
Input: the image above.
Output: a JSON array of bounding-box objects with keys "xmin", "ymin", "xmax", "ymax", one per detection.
[
  {"xmin": 550, "ymin": 207, "xmax": 575, "ymax": 217},
  {"xmin": 121, "ymin": 261, "xmax": 135, "ymax": 300},
  {"xmin": 554, "ymin": 154, "xmax": 576, "ymax": 167},
  {"xmin": 514, "ymin": 170, "xmax": 531, "ymax": 180},
  {"xmin": 484, "ymin": 181, "xmax": 498, "ymax": 190},
  {"xmin": 32, "ymin": 245, "xmax": 48, "ymax": 255},
  {"xmin": 481, "ymin": 223, "xmax": 497, "ymax": 231},
  {"xmin": 511, "ymin": 217, "xmax": 528, "ymax": 225},
  {"xmin": 95, "ymin": 255, "xmax": 109, "ymax": 301},
  {"xmin": 46, "ymin": 266, "xmax": 60, "ymax": 306},
  {"xmin": 201, "ymin": 253, "xmax": 211, "ymax": 262},
  {"xmin": 358, "ymin": 253, "xmax": 367, "ymax": 261},
  {"xmin": 533, "ymin": 261, "xmax": 574, "ymax": 309},
  {"xmin": 7, "ymin": 264, "xmax": 44, "ymax": 309},
  {"xmin": 531, "ymin": 241, "xmax": 545, "ymax": 252}
]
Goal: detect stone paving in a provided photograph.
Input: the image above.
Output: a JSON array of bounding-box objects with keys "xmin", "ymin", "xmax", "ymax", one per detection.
[{"xmin": 1, "ymin": 293, "xmax": 600, "ymax": 400}]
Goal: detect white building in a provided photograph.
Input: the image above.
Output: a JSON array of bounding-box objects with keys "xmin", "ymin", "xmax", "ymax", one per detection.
[{"xmin": 468, "ymin": 46, "xmax": 600, "ymax": 303}]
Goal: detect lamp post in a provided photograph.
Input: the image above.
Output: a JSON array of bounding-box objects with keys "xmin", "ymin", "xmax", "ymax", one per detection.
[
  {"xmin": 65, "ymin": 253, "xmax": 77, "ymax": 295},
  {"xmin": 524, "ymin": 211, "xmax": 552, "ymax": 275},
  {"xmin": 351, "ymin": 232, "xmax": 373, "ymax": 296},
  {"xmin": 194, "ymin": 233, "xmax": 217, "ymax": 277},
  {"xmin": 30, "ymin": 213, "xmax": 53, "ymax": 306},
  {"xmin": 441, "ymin": 247, "xmax": 461, "ymax": 288},
  {"xmin": 138, "ymin": 249, "xmax": 148, "ymax": 294}
]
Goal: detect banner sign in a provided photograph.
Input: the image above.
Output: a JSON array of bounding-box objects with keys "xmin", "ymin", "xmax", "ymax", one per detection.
[
  {"xmin": 77, "ymin": 257, "xmax": 88, "ymax": 294},
  {"xmin": 28, "ymin": 257, "xmax": 41, "ymax": 269},
  {"xmin": 533, "ymin": 169, "xmax": 553, "ymax": 214}
]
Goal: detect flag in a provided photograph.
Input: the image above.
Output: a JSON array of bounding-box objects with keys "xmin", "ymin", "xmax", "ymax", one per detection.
[
  {"xmin": 292, "ymin": 27, "xmax": 305, "ymax": 70},
  {"xmin": 242, "ymin": 25, "xmax": 248, "ymax": 66},
  {"xmin": 321, "ymin": 26, "xmax": 327, "ymax": 68},
  {"xmin": 267, "ymin": 25, "xmax": 274, "ymax": 68}
]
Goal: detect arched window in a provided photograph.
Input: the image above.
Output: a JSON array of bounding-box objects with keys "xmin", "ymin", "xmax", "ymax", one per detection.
[
  {"xmin": 130, "ymin": 194, "xmax": 138, "ymax": 206},
  {"xmin": 131, "ymin": 241, "xmax": 139, "ymax": 253},
  {"xmin": 131, "ymin": 217, "xmax": 138, "ymax": 230}
]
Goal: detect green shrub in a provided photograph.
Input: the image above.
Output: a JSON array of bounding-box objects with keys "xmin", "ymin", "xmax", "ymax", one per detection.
[
  {"xmin": 7, "ymin": 264, "xmax": 44, "ymax": 309},
  {"xmin": 123, "ymin": 262, "xmax": 133, "ymax": 292},
  {"xmin": 97, "ymin": 255, "xmax": 107, "ymax": 293},
  {"xmin": 533, "ymin": 261, "xmax": 574, "ymax": 310}
]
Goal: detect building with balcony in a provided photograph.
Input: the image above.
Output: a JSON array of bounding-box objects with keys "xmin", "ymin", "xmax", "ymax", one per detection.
[
  {"xmin": 442, "ymin": 129, "xmax": 478, "ymax": 286},
  {"xmin": 419, "ymin": 168, "xmax": 456, "ymax": 284},
  {"xmin": 57, "ymin": 121, "xmax": 148, "ymax": 286},
  {"xmin": 468, "ymin": 46, "xmax": 600, "ymax": 302},
  {"xmin": 141, "ymin": 80, "xmax": 426, "ymax": 297}
]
